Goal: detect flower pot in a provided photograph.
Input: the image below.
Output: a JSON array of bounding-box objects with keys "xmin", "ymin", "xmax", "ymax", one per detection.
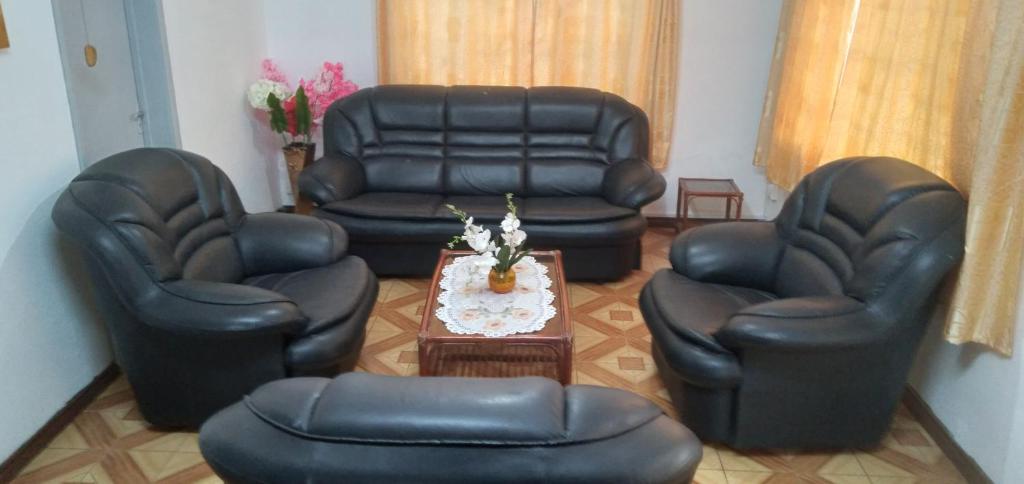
[
  {"xmin": 284, "ymin": 142, "xmax": 315, "ymax": 214},
  {"xmin": 488, "ymin": 268, "xmax": 516, "ymax": 294}
]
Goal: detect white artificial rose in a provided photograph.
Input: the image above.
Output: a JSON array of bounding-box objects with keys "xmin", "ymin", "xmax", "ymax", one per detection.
[{"xmin": 247, "ymin": 80, "xmax": 290, "ymax": 111}]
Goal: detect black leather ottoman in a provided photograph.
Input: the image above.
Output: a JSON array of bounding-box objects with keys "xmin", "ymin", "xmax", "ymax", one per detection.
[{"xmin": 199, "ymin": 373, "xmax": 702, "ymax": 483}]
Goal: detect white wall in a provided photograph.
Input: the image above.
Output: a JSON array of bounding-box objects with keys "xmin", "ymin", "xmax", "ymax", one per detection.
[
  {"xmin": 910, "ymin": 284, "xmax": 1024, "ymax": 483},
  {"xmin": 0, "ymin": 0, "xmax": 112, "ymax": 461},
  {"xmin": 645, "ymin": 0, "xmax": 780, "ymax": 219},
  {"xmin": 160, "ymin": 0, "xmax": 278, "ymax": 211},
  {"xmin": 263, "ymin": 0, "xmax": 378, "ymax": 91}
]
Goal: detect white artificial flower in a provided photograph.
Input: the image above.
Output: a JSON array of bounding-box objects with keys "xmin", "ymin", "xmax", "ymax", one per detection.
[
  {"xmin": 502, "ymin": 229, "xmax": 527, "ymax": 248},
  {"xmin": 247, "ymin": 80, "xmax": 290, "ymax": 111},
  {"xmin": 500, "ymin": 213, "xmax": 521, "ymax": 233},
  {"xmin": 467, "ymin": 229, "xmax": 492, "ymax": 253},
  {"xmin": 463, "ymin": 218, "xmax": 483, "ymax": 238}
]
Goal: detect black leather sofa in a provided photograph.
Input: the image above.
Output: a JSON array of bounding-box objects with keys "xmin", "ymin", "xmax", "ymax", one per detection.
[
  {"xmin": 299, "ymin": 85, "xmax": 666, "ymax": 281},
  {"xmin": 200, "ymin": 373, "xmax": 702, "ymax": 483},
  {"xmin": 51, "ymin": 148, "xmax": 378, "ymax": 427},
  {"xmin": 640, "ymin": 157, "xmax": 967, "ymax": 449}
]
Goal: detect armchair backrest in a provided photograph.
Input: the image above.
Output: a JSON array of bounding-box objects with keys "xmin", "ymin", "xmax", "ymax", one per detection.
[
  {"xmin": 52, "ymin": 149, "xmax": 249, "ymax": 304},
  {"xmin": 322, "ymin": 85, "xmax": 649, "ymax": 197},
  {"xmin": 772, "ymin": 157, "xmax": 966, "ymax": 314}
]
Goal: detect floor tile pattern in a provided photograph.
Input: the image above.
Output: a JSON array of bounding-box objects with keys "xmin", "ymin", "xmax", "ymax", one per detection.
[{"xmin": 14, "ymin": 228, "xmax": 967, "ymax": 483}]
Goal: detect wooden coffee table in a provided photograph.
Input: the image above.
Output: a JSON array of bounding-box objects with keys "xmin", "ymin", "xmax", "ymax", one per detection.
[{"xmin": 418, "ymin": 250, "xmax": 574, "ymax": 384}]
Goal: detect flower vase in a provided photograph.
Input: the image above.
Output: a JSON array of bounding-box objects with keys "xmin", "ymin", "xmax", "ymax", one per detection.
[
  {"xmin": 284, "ymin": 142, "xmax": 315, "ymax": 214},
  {"xmin": 488, "ymin": 268, "xmax": 516, "ymax": 294}
]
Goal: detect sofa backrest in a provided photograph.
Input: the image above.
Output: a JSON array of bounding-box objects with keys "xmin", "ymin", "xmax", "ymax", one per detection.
[
  {"xmin": 51, "ymin": 149, "xmax": 249, "ymax": 305},
  {"xmin": 772, "ymin": 157, "xmax": 966, "ymax": 315},
  {"xmin": 322, "ymin": 85, "xmax": 649, "ymax": 196}
]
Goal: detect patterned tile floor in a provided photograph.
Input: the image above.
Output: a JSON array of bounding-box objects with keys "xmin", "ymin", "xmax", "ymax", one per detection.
[{"xmin": 14, "ymin": 227, "xmax": 967, "ymax": 483}]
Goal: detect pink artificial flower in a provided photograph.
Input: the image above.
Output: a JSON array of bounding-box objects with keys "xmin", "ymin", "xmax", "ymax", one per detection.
[
  {"xmin": 300, "ymin": 61, "xmax": 359, "ymax": 124},
  {"xmin": 261, "ymin": 59, "xmax": 290, "ymax": 87}
]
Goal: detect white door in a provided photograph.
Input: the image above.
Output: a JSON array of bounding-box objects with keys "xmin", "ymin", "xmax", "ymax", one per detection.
[{"xmin": 53, "ymin": 0, "xmax": 146, "ymax": 166}]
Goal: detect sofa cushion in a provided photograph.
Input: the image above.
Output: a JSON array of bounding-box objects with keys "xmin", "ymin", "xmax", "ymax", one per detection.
[
  {"xmin": 525, "ymin": 159, "xmax": 607, "ymax": 197},
  {"xmin": 201, "ymin": 373, "xmax": 701, "ymax": 484},
  {"xmin": 361, "ymin": 155, "xmax": 445, "ymax": 194},
  {"xmin": 243, "ymin": 257, "xmax": 375, "ymax": 335},
  {"xmin": 247, "ymin": 375, "xmax": 567, "ymax": 444},
  {"xmin": 321, "ymin": 192, "xmax": 442, "ymax": 220},
  {"xmin": 444, "ymin": 157, "xmax": 525, "ymax": 195},
  {"xmin": 242, "ymin": 373, "xmax": 666, "ymax": 446},
  {"xmin": 435, "ymin": 195, "xmax": 521, "ymax": 222},
  {"xmin": 327, "ymin": 194, "xmax": 634, "ymax": 225},
  {"xmin": 648, "ymin": 269, "xmax": 775, "ymax": 351},
  {"xmin": 523, "ymin": 197, "xmax": 635, "ymax": 223}
]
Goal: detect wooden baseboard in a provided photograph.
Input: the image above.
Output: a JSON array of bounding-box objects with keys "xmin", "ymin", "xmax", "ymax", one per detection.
[
  {"xmin": 902, "ymin": 387, "xmax": 991, "ymax": 484},
  {"xmin": 0, "ymin": 364, "xmax": 119, "ymax": 482}
]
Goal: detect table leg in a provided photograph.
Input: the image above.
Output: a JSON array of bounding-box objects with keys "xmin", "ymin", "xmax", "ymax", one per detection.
[
  {"xmin": 726, "ymin": 197, "xmax": 733, "ymax": 220},
  {"xmin": 736, "ymin": 195, "xmax": 744, "ymax": 220},
  {"xmin": 675, "ymin": 185, "xmax": 684, "ymax": 233},
  {"xmin": 681, "ymin": 194, "xmax": 690, "ymax": 232}
]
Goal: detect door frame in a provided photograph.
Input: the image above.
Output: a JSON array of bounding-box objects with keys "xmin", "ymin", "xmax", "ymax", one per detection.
[
  {"xmin": 122, "ymin": 0, "xmax": 179, "ymax": 150},
  {"xmin": 52, "ymin": 0, "xmax": 180, "ymax": 169}
]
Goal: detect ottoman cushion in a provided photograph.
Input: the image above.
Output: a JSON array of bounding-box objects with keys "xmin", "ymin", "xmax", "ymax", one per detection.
[{"xmin": 200, "ymin": 373, "xmax": 702, "ymax": 483}]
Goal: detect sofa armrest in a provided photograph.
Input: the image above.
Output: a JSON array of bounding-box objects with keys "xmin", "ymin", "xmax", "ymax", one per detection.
[
  {"xmin": 135, "ymin": 279, "xmax": 306, "ymax": 337},
  {"xmin": 602, "ymin": 158, "xmax": 666, "ymax": 210},
  {"xmin": 669, "ymin": 221, "xmax": 783, "ymax": 291},
  {"xmin": 234, "ymin": 213, "xmax": 348, "ymax": 276},
  {"xmin": 298, "ymin": 155, "xmax": 365, "ymax": 206},
  {"xmin": 716, "ymin": 296, "xmax": 889, "ymax": 351}
]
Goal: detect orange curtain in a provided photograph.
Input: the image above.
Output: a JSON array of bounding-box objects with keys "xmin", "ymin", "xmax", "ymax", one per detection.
[
  {"xmin": 755, "ymin": 0, "xmax": 1024, "ymax": 355},
  {"xmin": 377, "ymin": 0, "xmax": 680, "ymax": 168}
]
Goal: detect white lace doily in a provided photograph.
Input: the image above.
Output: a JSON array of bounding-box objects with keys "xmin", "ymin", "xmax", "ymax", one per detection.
[{"xmin": 436, "ymin": 256, "xmax": 557, "ymax": 337}]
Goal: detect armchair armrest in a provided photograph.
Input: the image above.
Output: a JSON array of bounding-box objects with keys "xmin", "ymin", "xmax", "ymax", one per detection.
[
  {"xmin": 135, "ymin": 279, "xmax": 306, "ymax": 337},
  {"xmin": 716, "ymin": 296, "xmax": 889, "ymax": 351},
  {"xmin": 670, "ymin": 221, "xmax": 783, "ymax": 291},
  {"xmin": 601, "ymin": 158, "xmax": 666, "ymax": 210},
  {"xmin": 298, "ymin": 155, "xmax": 365, "ymax": 206},
  {"xmin": 235, "ymin": 213, "xmax": 348, "ymax": 276}
]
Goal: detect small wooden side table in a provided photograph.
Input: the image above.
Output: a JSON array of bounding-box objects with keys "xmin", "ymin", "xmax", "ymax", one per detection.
[{"xmin": 675, "ymin": 178, "xmax": 744, "ymax": 232}]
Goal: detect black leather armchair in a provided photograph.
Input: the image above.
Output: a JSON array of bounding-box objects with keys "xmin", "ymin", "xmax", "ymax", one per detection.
[
  {"xmin": 640, "ymin": 157, "xmax": 967, "ymax": 449},
  {"xmin": 299, "ymin": 85, "xmax": 666, "ymax": 281},
  {"xmin": 51, "ymin": 148, "xmax": 378, "ymax": 427}
]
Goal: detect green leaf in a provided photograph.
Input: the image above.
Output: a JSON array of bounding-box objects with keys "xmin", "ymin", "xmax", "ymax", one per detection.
[
  {"xmin": 496, "ymin": 245, "xmax": 511, "ymax": 271},
  {"xmin": 294, "ymin": 85, "xmax": 312, "ymax": 139},
  {"xmin": 509, "ymin": 248, "xmax": 530, "ymax": 266},
  {"xmin": 266, "ymin": 92, "xmax": 287, "ymax": 134}
]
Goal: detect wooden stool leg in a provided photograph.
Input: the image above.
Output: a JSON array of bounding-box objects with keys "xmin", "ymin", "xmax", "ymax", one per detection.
[
  {"xmin": 681, "ymin": 195, "xmax": 690, "ymax": 232},
  {"xmin": 735, "ymin": 196, "xmax": 744, "ymax": 220},
  {"xmin": 675, "ymin": 186, "xmax": 684, "ymax": 233}
]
